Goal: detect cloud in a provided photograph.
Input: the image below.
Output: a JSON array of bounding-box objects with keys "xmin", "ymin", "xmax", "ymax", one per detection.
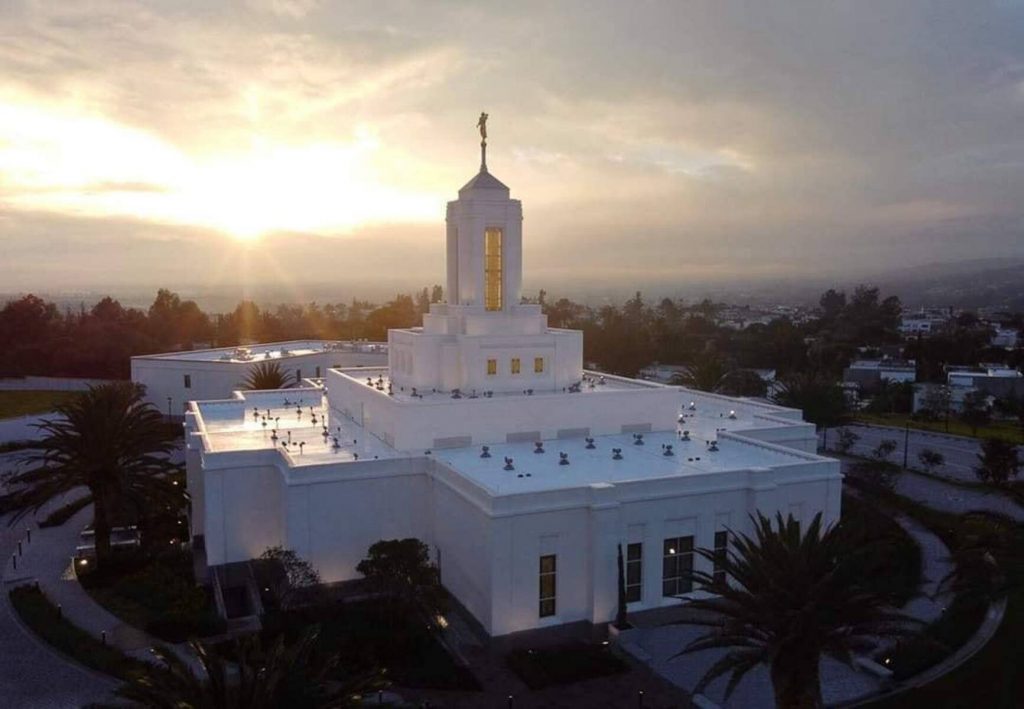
[{"xmin": 0, "ymin": 0, "xmax": 1022, "ymax": 295}]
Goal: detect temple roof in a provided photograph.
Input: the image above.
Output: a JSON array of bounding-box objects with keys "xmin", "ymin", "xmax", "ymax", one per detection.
[{"xmin": 459, "ymin": 168, "xmax": 509, "ymax": 195}]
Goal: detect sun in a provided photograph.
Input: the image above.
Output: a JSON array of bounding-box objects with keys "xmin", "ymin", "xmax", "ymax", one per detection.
[{"xmin": 0, "ymin": 94, "xmax": 439, "ymax": 240}]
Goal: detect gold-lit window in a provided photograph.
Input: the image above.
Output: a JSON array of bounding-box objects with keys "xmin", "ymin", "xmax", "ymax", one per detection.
[
  {"xmin": 487, "ymin": 358, "xmax": 497, "ymax": 376},
  {"xmin": 534, "ymin": 357, "xmax": 544, "ymax": 373},
  {"xmin": 484, "ymin": 227, "xmax": 503, "ymax": 311},
  {"xmin": 511, "ymin": 357, "xmax": 521, "ymax": 374}
]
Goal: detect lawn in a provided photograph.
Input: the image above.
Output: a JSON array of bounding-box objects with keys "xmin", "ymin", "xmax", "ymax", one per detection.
[
  {"xmin": 259, "ymin": 600, "xmax": 480, "ymax": 691},
  {"xmin": 865, "ymin": 518, "xmax": 1024, "ymax": 708},
  {"xmin": 78, "ymin": 549, "xmax": 225, "ymax": 643},
  {"xmin": 0, "ymin": 389, "xmax": 79, "ymax": 419},
  {"xmin": 8, "ymin": 585, "xmax": 146, "ymax": 680},
  {"xmin": 845, "ymin": 476, "xmax": 1008, "ymax": 700},
  {"xmin": 505, "ymin": 641, "xmax": 629, "ymax": 689},
  {"xmin": 841, "ymin": 493, "xmax": 923, "ymax": 607},
  {"xmin": 853, "ymin": 412, "xmax": 1024, "ymax": 445}
]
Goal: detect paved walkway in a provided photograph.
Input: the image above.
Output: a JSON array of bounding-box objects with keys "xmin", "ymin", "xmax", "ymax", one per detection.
[{"xmin": 0, "ymin": 452, "xmax": 115, "ymax": 707}]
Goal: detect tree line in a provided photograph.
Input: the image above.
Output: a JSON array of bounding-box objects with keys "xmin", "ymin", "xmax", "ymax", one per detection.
[{"xmin": 2, "ymin": 284, "xmax": 1020, "ymax": 402}]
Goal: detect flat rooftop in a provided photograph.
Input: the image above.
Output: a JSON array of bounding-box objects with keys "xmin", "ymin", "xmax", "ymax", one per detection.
[
  {"xmin": 190, "ymin": 378, "xmax": 812, "ymax": 484},
  {"xmin": 336, "ymin": 367, "xmax": 663, "ymax": 403},
  {"xmin": 137, "ymin": 340, "xmax": 387, "ymax": 364},
  {"xmin": 194, "ymin": 391, "xmax": 399, "ymax": 466},
  {"xmin": 433, "ymin": 428, "xmax": 811, "ymax": 495}
]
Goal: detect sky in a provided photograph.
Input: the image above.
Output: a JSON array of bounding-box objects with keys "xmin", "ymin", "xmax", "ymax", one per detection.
[{"xmin": 1, "ymin": 0, "xmax": 1023, "ymax": 299}]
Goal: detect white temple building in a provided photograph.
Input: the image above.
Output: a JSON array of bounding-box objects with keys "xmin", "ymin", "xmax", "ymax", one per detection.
[{"xmin": 185, "ymin": 138, "xmax": 841, "ymax": 639}]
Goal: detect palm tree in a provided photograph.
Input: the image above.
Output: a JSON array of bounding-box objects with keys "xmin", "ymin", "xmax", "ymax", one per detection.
[
  {"xmin": 242, "ymin": 361, "xmax": 293, "ymax": 390},
  {"xmin": 773, "ymin": 373, "xmax": 847, "ymax": 429},
  {"xmin": 0, "ymin": 382, "xmax": 183, "ymax": 569},
  {"xmin": 117, "ymin": 627, "xmax": 380, "ymax": 708},
  {"xmin": 673, "ymin": 513, "xmax": 916, "ymax": 708},
  {"xmin": 670, "ymin": 355, "xmax": 730, "ymax": 392}
]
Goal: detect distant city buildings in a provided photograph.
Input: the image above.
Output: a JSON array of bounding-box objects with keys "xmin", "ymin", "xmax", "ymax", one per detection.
[{"xmin": 843, "ymin": 359, "xmax": 917, "ymax": 394}]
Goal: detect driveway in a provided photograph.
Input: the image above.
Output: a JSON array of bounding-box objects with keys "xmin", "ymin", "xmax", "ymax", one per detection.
[{"xmin": 0, "ymin": 452, "xmax": 116, "ymax": 708}]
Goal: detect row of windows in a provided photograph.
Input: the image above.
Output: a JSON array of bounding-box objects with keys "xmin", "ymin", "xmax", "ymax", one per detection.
[
  {"xmin": 487, "ymin": 357, "xmax": 545, "ymax": 376},
  {"xmin": 538, "ymin": 534, "xmax": 731, "ymax": 618}
]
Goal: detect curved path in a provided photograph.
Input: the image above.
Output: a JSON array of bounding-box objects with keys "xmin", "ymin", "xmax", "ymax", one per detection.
[
  {"xmin": 0, "ymin": 452, "xmax": 115, "ymax": 708},
  {"xmin": 618, "ymin": 458, "xmax": 1022, "ymax": 709}
]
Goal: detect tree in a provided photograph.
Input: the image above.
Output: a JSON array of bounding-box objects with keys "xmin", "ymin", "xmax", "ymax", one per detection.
[
  {"xmin": 961, "ymin": 390, "xmax": 991, "ymax": 437},
  {"xmin": 242, "ymin": 361, "xmax": 292, "ymax": 390},
  {"xmin": 0, "ymin": 383, "xmax": 183, "ymax": 568},
  {"xmin": 917, "ymin": 448, "xmax": 945, "ymax": 475},
  {"xmin": 872, "ymin": 439, "xmax": 898, "ymax": 463},
  {"xmin": 773, "ymin": 374, "xmax": 847, "ymax": 429},
  {"xmin": 673, "ymin": 513, "xmax": 916, "ymax": 708},
  {"xmin": 918, "ymin": 384, "xmax": 952, "ymax": 426},
  {"xmin": 356, "ymin": 538, "xmax": 443, "ymax": 620},
  {"xmin": 671, "ymin": 355, "xmax": 730, "ymax": 392},
  {"xmin": 835, "ymin": 428, "xmax": 860, "ymax": 455},
  {"xmin": 116, "ymin": 627, "xmax": 378, "ymax": 708},
  {"xmin": 819, "ymin": 289, "xmax": 846, "ymax": 323},
  {"xmin": 716, "ymin": 369, "xmax": 768, "ymax": 398},
  {"xmin": 257, "ymin": 546, "xmax": 324, "ymax": 611},
  {"xmin": 975, "ymin": 438, "xmax": 1021, "ymax": 486},
  {"xmin": 615, "ymin": 543, "xmax": 628, "ymax": 629}
]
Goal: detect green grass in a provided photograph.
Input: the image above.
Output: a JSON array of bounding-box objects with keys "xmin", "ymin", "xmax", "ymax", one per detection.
[
  {"xmin": 78, "ymin": 550, "xmax": 225, "ymax": 643},
  {"xmin": 854, "ymin": 413, "xmax": 1024, "ymax": 445},
  {"xmin": 845, "ymin": 477, "xmax": 1024, "ymax": 706},
  {"xmin": 505, "ymin": 642, "xmax": 629, "ymax": 689},
  {"xmin": 0, "ymin": 390, "xmax": 79, "ymax": 420},
  {"xmin": 842, "ymin": 493, "xmax": 923, "ymax": 607},
  {"xmin": 8, "ymin": 584, "xmax": 146, "ymax": 680}
]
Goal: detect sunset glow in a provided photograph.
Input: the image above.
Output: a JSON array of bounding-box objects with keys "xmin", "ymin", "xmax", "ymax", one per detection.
[{"xmin": 0, "ymin": 93, "xmax": 440, "ymax": 240}]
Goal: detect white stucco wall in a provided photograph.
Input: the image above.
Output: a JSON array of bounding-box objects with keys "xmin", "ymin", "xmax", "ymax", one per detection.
[{"xmin": 133, "ymin": 342, "xmax": 386, "ymax": 414}]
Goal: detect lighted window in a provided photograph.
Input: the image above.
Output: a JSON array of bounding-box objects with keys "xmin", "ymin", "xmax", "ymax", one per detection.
[
  {"xmin": 487, "ymin": 358, "xmax": 497, "ymax": 376},
  {"xmin": 511, "ymin": 357, "xmax": 521, "ymax": 374},
  {"xmin": 484, "ymin": 227, "xmax": 503, "ymax": 311},
  {"xmin": 183, "ymin": 374, "xmax": 191, "ymax": 389},
  {"xmin": 534, "ymin": 357, "xmax": 544, "ymax": 373},
  {"xmin": 539, "ymin": 554, "xmax": 557, "ymax": 617},
  {"xmin": 713, "ymin": 531, "xmax": 729, "ymax": 586},
  {"xmin": 662, "ymin": 536, "xmax": 694, "ymax": 597},
  {"xmin": 625, "ymin": 542, "xmax": 643, "ymax": 603}
]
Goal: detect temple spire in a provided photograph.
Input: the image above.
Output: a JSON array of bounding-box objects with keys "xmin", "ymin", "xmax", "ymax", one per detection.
[{"xmin": 477, "ymin": 112, "xmax": 489, "ymax": 172}]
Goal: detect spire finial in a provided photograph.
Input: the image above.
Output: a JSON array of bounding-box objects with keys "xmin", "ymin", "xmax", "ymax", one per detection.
[{"xmin": 477, "ymin": 112, "xmax": 489, "ymax": 171}]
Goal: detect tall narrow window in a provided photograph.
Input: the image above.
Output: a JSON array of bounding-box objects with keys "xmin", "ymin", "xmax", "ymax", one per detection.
[
  {"xmin": 487, "ymin": 358, "xmax": 497, "ymax": 376},
  {"xmin": 534, "ymin": 357, "xmax": 545, "ymax": 374},
  {"xmin": 511, "ymin": 357, "xmax": 521, "ymax": 374},
  {"xmin": 662, "ymin": 536, "xmax": 694, "ymax": 596},
  {"xmin": 484, "ymin": 227, "xmax": 503, "ymax": 311},
  {"xmin": 183, "ymin": 374, "xmax": 191, "ymax": 389},
  {"xmin": 625, "ymin": 542, "xmax": 643, "ymax": 603},
  {"xmin": 713, "ymin": 531, "xmax": 729, "ymax": 586},
  {"xmin": 539, "ymin": 554, "xmax": 557, "ymax": 617}
]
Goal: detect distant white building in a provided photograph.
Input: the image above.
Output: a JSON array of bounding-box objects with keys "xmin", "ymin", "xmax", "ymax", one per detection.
[
  {"xmin": 899, "ymin": 314, "xmax": 949, "ymax": 336},
  {"xmin": 132, "ymin": 340, "xmax": 387, "ymax": 416},
  {"xmin": 843, "ymin": 359, "xmax": 916, "ymax": 394},
  {"xmin": 990, "ymin": 327, "xmax": 1020, "ymax": 350},
  {"xmin": 184, "ymin": 140, "xmax": 841, "ymax": 640}
]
